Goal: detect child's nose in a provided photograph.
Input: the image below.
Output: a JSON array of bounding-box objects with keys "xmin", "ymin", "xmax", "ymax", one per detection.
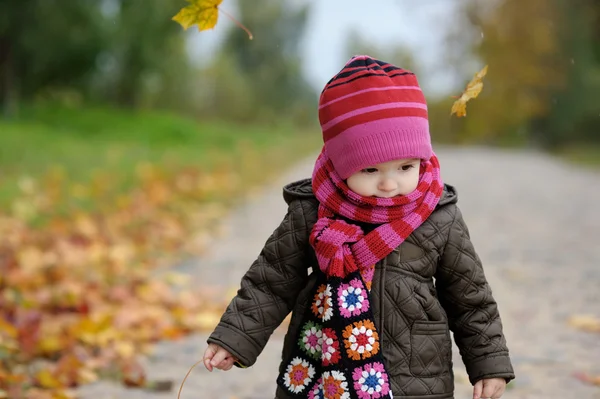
[{"xmin": 378, "ymin": 178, "xmax": 398, "ymax": 192}]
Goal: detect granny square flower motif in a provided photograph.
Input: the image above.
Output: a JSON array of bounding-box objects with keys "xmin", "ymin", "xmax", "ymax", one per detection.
[
  {"xmin": 338, "ymin": 278, "xmax": 369, "ymax": 318},
  {"xmin": 312, "ymin": 284, "xmax": 334, "ymax": 321},
  {"xmin": 320, "ymin": 327, "xmax": 341, "ymax": 366},
  {"xmin": 342, "ymin": 320, "xmax": 380, "ymax": 361},
  {"xmin": 283, "ymin": 357, "xmax": 316, "ymax": 394},
  {"xmin": 307, "ymin": 379, "xmax": 325, "ymax": 399},
  {"xmin": 352, "ymin": 362, "xmax": 391, "ymax": 399},
  {"xmin": 299, "ymin": 321, "xmax": 323, "ymax": 360},
  {"xmin": 308, "ymin": 371, "xmax": 351, "ymax": 399}
]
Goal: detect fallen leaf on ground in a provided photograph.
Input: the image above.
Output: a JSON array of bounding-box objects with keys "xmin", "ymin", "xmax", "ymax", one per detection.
[
  {"xmin": 567, "ymin": 314, "xmax": 600, "ymax": 333},
  {"xmin": 451, "ymin": 65, "xmax": 488, "ymax": 118},
  {"xmin": 145, "ymin": 380, "xmax": 174, "ymax": 392},
  {"xmin": 192, "ymin": 310, "xmax": 224, "ymax": 331},
  {"xmin": 120, "ymin": 358, "xmax": 146, "ymax": 387},
  {"xmin": 573, "ymin": 371, "xmax": 600, "ymax": 386},
  {"xmin": 0, "ymin": 163, "xmax": 236, "ymax": 396}
]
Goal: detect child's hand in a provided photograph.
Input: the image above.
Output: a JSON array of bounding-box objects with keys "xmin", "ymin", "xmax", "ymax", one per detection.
[
  {"xmin": 203, "ymin": 343, "xmax": 238, "ymax": 372},
  {"xmin": 473, "ymin": 378, "xmax": 506, "ymax": 399}
]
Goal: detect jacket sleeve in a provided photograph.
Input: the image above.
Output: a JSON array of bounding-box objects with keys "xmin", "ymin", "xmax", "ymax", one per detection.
[
  {"xmin": 435, "ymin": 205, "xmax": 515, "ymax": 385},
  {"xmin": 207, "ymin": 199, "xmax": 313, "ymax": 367}
]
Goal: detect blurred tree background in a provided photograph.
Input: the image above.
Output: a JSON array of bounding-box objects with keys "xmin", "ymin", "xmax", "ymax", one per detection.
[
  {"xmin": 0, "ymin": 0, "xmax": 316, "ymax": 121},
  {"xmin": 2, "ymin": 0, "xmax": 598, "ymax": 154},
  {"xmin": 202, "ymin": 1, "xmax": 315, "ymax": 123},
  {"xmin": 427, "ymin": 0, "xmax": 600, "ymax": 157},
  {"xmin": 0, "ymin": 0, "xmax": 319, "ymax": 215}
]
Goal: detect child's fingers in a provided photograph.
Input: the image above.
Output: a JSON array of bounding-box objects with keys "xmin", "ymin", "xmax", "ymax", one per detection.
[
  {"xmin": 202, "ymin": 344, "xmax": 218, "ymax": 372},
  {"xmin": 210, "ymin": 347, "xmax": 231, "ymax": 367},
  {"xmin": 472, "ymin": 380, "xmax": 483, "ymax": 399},
  {"xmin": 203, "ymin": 357, "xmax": 213, "ymax": 372},
  {"xmin": 203, "ymin": 344, "xmax": 222, "ymax": 371},
  {"xmin": 481, "ymin": 383, "xmax": 496, "ymax": 399},
  {"xmin": 492, "ymin": 384, "xmax": 505, "ymax": 399},
  {"xmin": 221, "ymin": 360, "xmax": 235, "ymax": 371},
  {"xmin": 217, "ymin": 357, "xmax": 236, "ymax": 371},
  {"xmin": 216, "ymin": 357, "xmax": 232, "ymax": 368}
]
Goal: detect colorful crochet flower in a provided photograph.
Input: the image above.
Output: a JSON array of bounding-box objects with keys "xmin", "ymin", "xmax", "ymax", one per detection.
[
  {"xmin": 352, "ymin": 362, "xmax": 391, "ymax": 399},
  {"xmin": 320, "ymin": 371, "xmax": 351, "ymax": 399},
  {"xmin": 312, "ymin": 284, "xmax": 334, "ymax": 321},
  {"xmin": 283, "ymin": 357, "xmax": 316, "ymax": 394},
  {"xmin": 307, "ymin": 379, "xmax": 325, "ymax": 399},
  {"xmin": 299, "ymin": 321, "xmax": 323, "ymax": 360},
  {"xmin": 320, "ymin": 328, "xmax": 341, "ymax": 366},
  {"xmin": 337, "ymin": 278, "xmax": 370, "ymax": 318},
  {"xmin": 342, "ymin": 320, "xmax": 380, "ymax": 361}
]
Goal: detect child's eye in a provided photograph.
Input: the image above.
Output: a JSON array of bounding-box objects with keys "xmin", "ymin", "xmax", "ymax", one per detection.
[
  {"xmin": 361, "ymin": 168, "xmax": 378, "ymax": 174},
  {"xmin": 400, "ymin": 165, "xmax": 414, "ymax": 171}
]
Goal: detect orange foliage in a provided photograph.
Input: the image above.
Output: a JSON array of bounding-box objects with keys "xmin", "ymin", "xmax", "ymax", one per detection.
[{"xmin": 0, "ymin": 165, "xmax": 235, "ymax": 397}]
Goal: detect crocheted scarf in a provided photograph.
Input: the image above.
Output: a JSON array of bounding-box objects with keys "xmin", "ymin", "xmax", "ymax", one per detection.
[{"xmin": 277, "ymin": 149, "xmax": 443, "ymax": 399}]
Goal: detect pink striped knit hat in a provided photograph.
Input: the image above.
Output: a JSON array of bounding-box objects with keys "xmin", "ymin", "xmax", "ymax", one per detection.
[{"xmin": 319, "ymin": 55, "xmax": 433, "ymax": 179}]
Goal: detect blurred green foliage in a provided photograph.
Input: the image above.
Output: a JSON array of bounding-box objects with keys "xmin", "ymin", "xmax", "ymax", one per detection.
[
  {"xmin": 428, "ymin": 0, "xmax": 600, "ymax": 152},
  {"xmin": 200, "ymin": 1, "xmax": 316, "ymax": 124},
  {"xmin": 1, "ymin": 0, "xmax": 598, "ymax": 162},
  {"xmin": 0, "ymin": 103, "xmax": 318, "ymax": 212},
  {"xmin": 0, "ymin": 0, "xmax": 322, "ymax": 223},
  {"xmin": 0, "ymin": 0, "xmax": 192, "ymax": 114},
  {"xmin": 0, "ymin": 0, "xmax": 316, "ymax": 126}
]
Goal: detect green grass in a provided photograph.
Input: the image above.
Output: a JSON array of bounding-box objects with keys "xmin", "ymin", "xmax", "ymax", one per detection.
[
  {"xmin": 0, "ymin": 104, "xmax": 319, "ymax": 212},
  {"xmin": 556, "ymin": 144, "xmax": 600, "ymax": 169}
]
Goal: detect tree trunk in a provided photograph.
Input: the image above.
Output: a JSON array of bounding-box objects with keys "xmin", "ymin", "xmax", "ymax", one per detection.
[{"xmin": 0, "ymin": 36, "xmax": 18, "ymax": 118}]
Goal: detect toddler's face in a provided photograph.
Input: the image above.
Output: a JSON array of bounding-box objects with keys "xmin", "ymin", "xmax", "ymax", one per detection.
[{"xmin": 346, "ymin": 158, "xmax": 420, "ymax": 198}]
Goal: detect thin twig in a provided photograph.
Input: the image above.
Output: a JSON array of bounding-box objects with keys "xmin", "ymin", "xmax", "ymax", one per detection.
[
  {"xmin": 177, "ymin": 359, "xmax": 203, "ymax": 399},
  {"xmin": 219, "ymin": 8, "xmax": 253, "ymax": 40}
]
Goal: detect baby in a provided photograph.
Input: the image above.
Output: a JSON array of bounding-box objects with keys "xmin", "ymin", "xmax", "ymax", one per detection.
[{"xmin": 203, "ymin": 55, "xmax": 515, "ymax": 399}]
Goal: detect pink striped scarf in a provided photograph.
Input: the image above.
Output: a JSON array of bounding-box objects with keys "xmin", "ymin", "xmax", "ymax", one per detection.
[{"xmin": 310, "ymin": 148, "xmax": 444, "ymax": 282}]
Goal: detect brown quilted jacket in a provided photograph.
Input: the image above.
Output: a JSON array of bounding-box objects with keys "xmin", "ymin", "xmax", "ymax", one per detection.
[{"xmin": 208, "ymin": 179, "xmax": 515, "ymax": 398}]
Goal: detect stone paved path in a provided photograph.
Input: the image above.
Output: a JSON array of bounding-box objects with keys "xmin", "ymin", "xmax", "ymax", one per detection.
[{"xmin": 78, "ymin": 147, "xmax": 600, "ymax": 399}]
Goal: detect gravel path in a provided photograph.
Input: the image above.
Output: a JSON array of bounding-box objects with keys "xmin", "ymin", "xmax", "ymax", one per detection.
[{"xmin": 78, "ymin": 147, "xmax": 600, "ymax": 399}]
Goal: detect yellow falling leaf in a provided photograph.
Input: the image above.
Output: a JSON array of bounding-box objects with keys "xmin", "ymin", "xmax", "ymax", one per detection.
[
  {"xmin": 450, "ymin": 65, "xmax": 489, "ymax": 118},
  {"xmin": 173, "ymin": 0, "xmax": 253, "ymax": 39},
  {"xmin": 172, "ymin": 0, "xmax": 223, "ymax": 31}
]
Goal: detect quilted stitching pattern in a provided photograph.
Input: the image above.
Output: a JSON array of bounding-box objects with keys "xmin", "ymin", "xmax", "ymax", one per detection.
[
  {"xmin": 409, "ymin": 322, "xmax": 451, "ymax": 377},
  {"xmin": 207, "ymin": 199, "xmax": 318, "ymax": 367},
  {"xmin": 435, "ymin": 206, "xmax": 514, "ymax": 385},
  {"xmin": 209, "ymin": 181, "xmax": 514, "ymax": 398}
]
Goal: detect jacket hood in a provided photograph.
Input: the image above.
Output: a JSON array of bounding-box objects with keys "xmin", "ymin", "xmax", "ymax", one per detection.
[{"xmin": 283, "ymin": 178, "xmax": 458, "ymax": 207}]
